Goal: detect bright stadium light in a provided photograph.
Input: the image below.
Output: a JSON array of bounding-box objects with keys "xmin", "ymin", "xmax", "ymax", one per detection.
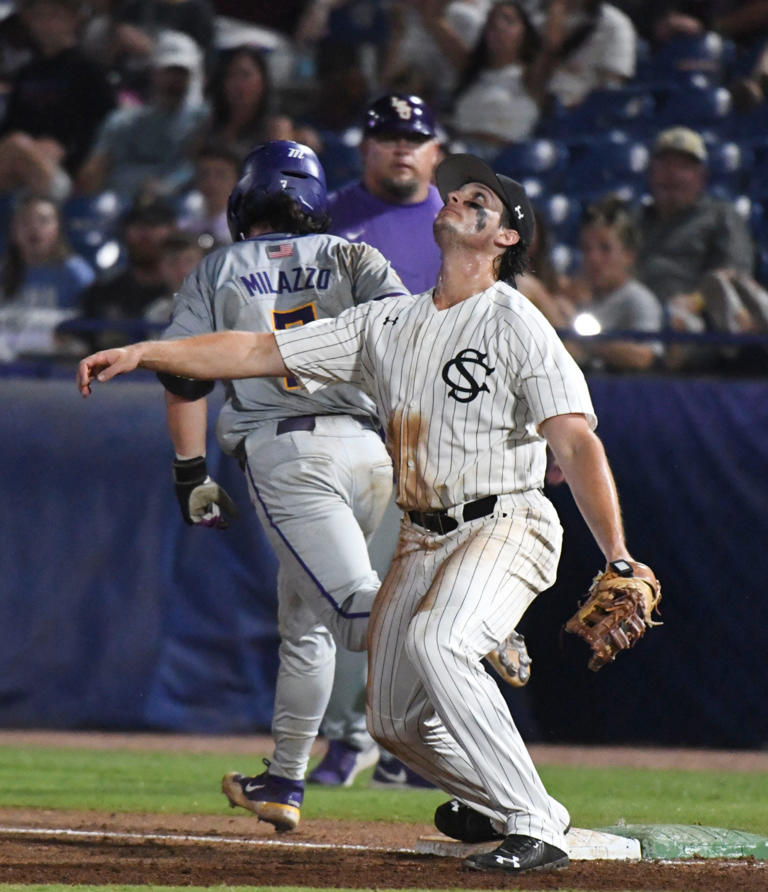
[{"xmin": 573, "ymin": 312, "xmax": 602, "ymax": 336}]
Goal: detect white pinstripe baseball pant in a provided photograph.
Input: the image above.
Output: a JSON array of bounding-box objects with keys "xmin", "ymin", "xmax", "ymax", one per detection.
[{"xmin": 367, "ymin": 489, "xmax": 570, "ymax": 850}]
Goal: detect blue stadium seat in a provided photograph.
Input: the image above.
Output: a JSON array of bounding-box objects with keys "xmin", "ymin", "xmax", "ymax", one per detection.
[
  {"xmin": 728, "ymin": 103, "xmax": 768, "ymax": 144},
  {"xmin": 705, "ymin": 140, "xmax": 752, "ymax": 194},
  {"xmin": 492, "ymin": 139, "xmax": 569, "ymax": 190},
  {"xmin": 656, "ymin": 83, "xmax": 733, "ymax": 129},
  {"xmin": 550, "ymin": 242, "xmax": 581, "ymax": 276},
  {"xmin": 535, "ymin": 193, "xmax": 582, "ymax": 246},
  {"xmin": 517, "ymin": 175, "xmax": 546, "ymax": 203},
  {"xmin": 561, "ymin": 136, "xmax": 650, "ymax": 199},
  {"xmin": 175, "ymin": 189, "xmax": 205, "ymax": 219},
  {"xmin": 62, "ymin": 191, "xmax": 127, "ymax": 270},
  {"xmin": 318, "ymin": 130, "xmax": 364, "ymax": 192},
  {"xmin": 745, "ymin": 162, "xmax": 768, "ymax": 201},
  {"xmin": 537, "ymin": 87, "xmax": 655, "ymax": 140},
  {"xmin": 641, "ymin": 32, "xmax": 733, "ymax": 86}
]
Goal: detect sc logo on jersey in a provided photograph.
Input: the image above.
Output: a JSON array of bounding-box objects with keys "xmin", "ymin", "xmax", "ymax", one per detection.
[{"xmin": 441, "ymin": 349, "xmax": 495, "ymax": 402}]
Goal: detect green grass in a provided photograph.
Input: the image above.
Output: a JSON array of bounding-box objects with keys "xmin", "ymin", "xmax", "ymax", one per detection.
[
  {"xmin": 541, "ymin": 765, "xmax": 768, "ymax": 834},
  {"xmin": 0, "ymin": 745, "xmax": 442, "ymax": 822},
  {"xmin": 0, "ymin": 744, "xmax": 766, "ymax": 835}
]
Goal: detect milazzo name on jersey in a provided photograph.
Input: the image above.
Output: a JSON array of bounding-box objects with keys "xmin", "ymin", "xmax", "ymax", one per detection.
[{"xmin": 240, "ymin": 266, "xmax": 332, "ymax": 296}]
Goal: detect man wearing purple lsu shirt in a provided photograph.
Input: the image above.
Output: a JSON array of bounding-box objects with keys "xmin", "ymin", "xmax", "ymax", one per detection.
[
  {"xmin": 328, "ymin": 93, "xmax": 443, "ymax": 293},
  {"xmin": 308, "ymin": 94, "xmax": 443, "ymax": 789}
]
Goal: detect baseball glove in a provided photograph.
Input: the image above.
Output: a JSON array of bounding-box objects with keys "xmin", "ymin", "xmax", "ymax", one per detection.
[{"xmin": 564, "ymin": 560, "xmax": 661, "ymax": 671}]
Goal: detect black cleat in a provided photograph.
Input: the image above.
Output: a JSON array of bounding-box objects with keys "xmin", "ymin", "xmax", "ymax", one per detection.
[
  {"xmin": 464, "ymin": 833, "xmax": 569, "ymax": 873},
  {"xmin": 434, "ymin": 799, "xmax": 504, "ymax": 843}
]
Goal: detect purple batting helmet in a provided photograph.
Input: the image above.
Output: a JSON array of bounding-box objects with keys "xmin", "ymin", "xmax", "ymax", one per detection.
[
  {"xmin": 363, "ymin": 93, "xmax": 437, "ymax": 140},
  {"xmin": 227, "ymin": 140, "xmax": 328, "ymax": 241}
]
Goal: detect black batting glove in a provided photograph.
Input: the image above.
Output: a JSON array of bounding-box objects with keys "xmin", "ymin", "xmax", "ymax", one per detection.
[{"xmin": 172, "ymin": 456, "xmax": 238, "ymax": 529}]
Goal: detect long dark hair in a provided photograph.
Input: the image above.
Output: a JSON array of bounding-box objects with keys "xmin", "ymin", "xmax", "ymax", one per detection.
[
  {"xmin": 454, "ymin": 1, "xmax": 541, "ymax": 97},
  {"xmin": 496, "ymin": 241, "xmax": 530, "ymax": 284},
  {"xmin": 1, "ymin": 195, "xmax": 71, "ymax": 301},
  {"xmin": 208, "ymin": 44, "xmax": 273, "ymax": 132},
  {"xmin": 495, "ymin": 205, "xmax": 530, "ymax": 283}
]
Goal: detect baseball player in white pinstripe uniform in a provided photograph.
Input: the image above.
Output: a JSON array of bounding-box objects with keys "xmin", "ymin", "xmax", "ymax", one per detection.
[{"xmin": 79, "ymin": 153, "xmax": 650, "ymax": 874}]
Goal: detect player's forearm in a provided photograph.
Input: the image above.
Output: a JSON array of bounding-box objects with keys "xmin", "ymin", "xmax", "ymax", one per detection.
[
  {"xmin": 546, "ymin": 424, "xmax": 629, "ymax": 561},
  {"xmin": 165, "ymin": 391, "xmax": 208, "ymax": 458},
  {"xmin": 79, "ymin": 331, "xmax": 289, "ymax": 396},
  {"xmin": 564, "ymin": 461, "xmax": 627, "ymax": 561},
  {"xmin": 137, "ymin": 332, "xmax": 288, "ymax": 379}
]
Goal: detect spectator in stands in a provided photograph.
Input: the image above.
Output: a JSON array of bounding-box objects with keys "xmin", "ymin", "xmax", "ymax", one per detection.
[
  {"xmin": 619, "ymin": 1, "xmax": 768, "ymax": 52},
  {"xmin": 112, "ymin": 0, "xmax": 216, "ymax": 62},
  {"xmin": 203, "ymin": 44, "xmax": 297, "ymax": 159},
  {"xmin": 449, "ymin": 0, "xmax": 542, "ymax": 156},
  {"xmin": 176, "ymin": 143, "xmax": 240, "ymax": 249},
  {"xmin": 82, "ymin": 0, "xmax": 215, "ymax": 102},
  {"xmin": 214, "ymin": 0, "xmax": 309, "ymax": 38},
  {"xmin": 559, "ymin": 195, "xmax": 663, "ymax": 371},
  {"xmin": 75, "ymin": 29, "xmax": 209, "ymax": 205},
  {"xmin": 289, "ymin": 1, "xmax": 385, "ymax": 136},
  {"xmin": 379, "ymin": 0, "xmax": 489, "ymax": 109},
  {"xmin": 0, "ymin": 0, "xmax": 116, "ymax": 201},
  {"xmin": 327, "ymin": 93, "xmax": 443, "ymax": 294},
  {"xmin": 634, "ymin": 126, "xmax": 768, "ymax": 369},
  {"xmin": 143, "ymin": 228, "xmax": 207, "ymax": 330},
  {"xmin": 0, "ymin": 0, "xmax": 41, "ymax": 94},
  {"xmin": 296, "ymin": 0, "xmax": 393, "ymax": 89},
  {"xmin": 728, "ymin": 36, "xmax": 768, "ymax": 112},
  {"xmin": 75, "ymin": 198, "xmax": 177, "ymax": 349},
  {"xmin": 0, "ymin": 193, "xmax": 95, "ymax": 360},
  {"xmin": 532, "ymin": 0, "xmax": 637, "ymax": 108},
  {"xmin": 635, "ymin": 128, "xmax": 764, "ymax": 317}
]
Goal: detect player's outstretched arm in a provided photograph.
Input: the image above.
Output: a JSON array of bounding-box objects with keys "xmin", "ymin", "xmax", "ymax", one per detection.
[
  {"xmin": 540, "ymin": 412, "xmax": 630, "ymax": 564},
  {"xmin": 77, "ymin": 331, "xmax": 289, "ymax": 397}
]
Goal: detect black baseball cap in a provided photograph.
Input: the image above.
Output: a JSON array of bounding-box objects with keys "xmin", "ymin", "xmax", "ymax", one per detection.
[
  {"xmin": 435, "ymin": 154, "xmax": 535, "ymax": 244},
  {"xmin": 363, "ymin": 93, "xmax": 437, "ymax": 140}
]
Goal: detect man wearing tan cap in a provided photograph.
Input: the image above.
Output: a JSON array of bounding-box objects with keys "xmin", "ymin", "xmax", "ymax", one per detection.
[{"xmin": 634, "ymin": 126, "xmax": 767, "ymax": 364}]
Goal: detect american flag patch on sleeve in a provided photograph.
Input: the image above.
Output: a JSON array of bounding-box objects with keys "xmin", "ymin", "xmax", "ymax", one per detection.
[{"xmin": 267, "ymin": 242, "xmax": 294, "ymax": 259}]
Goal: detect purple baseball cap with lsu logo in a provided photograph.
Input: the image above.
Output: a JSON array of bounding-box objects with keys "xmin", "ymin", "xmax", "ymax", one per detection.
[
  {"xmin": 363, "ymin": 93, "xmax": 438, "ymax": 140},
  {"xmin": 435, "ymin": 153, "xmax": 536, "ymax": 244}
]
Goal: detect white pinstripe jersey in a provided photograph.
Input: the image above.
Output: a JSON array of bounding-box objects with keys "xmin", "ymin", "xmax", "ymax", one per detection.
[
  {"xmin": 276, "ymin": 281, "xmax": 597, "ymax": 511},
  {"xmin": 163, "ymin": 232, "xmax": 407, "ymax": 453}
]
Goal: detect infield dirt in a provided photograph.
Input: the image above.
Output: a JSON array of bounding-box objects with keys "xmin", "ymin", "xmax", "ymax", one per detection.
[{"xmin": 0, "ymin": 732, "xmax": 766, "ymax": 891}]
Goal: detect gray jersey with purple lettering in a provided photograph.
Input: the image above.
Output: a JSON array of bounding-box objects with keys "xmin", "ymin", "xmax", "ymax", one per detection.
[{"xmin": 164, "ymin": 231, "xmax": 408, "ymax": 454}]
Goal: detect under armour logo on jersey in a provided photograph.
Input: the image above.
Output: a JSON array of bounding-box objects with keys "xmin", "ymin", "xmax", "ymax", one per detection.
[
  {"xmin": 383, "ymin": 315, "xmax": 399, "ymax": 325},
  {"xmin": 441, "ymin": 349, "xmax": 495, "ymax": 403}
]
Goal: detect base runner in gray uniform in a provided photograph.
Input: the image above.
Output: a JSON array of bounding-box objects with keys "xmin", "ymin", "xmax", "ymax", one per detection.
[
  {"xmin": 78, "ymin": 153, "xmax": 656, "ymax": 874},
  {"xmin": 159, "ymin": 141, "xmax": 406, "ymax": 832}
]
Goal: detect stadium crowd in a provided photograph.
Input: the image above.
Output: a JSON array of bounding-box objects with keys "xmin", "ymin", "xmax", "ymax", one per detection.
[{"xmin": 0, "ymin": 0, "xmax": 767, "ymax": 373}]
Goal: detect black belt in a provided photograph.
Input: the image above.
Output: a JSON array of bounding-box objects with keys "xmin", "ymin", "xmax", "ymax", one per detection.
[
  {"xmin": 276, "ymin": 414, "xmax": 378, "ymax": 435},
  {"xmin": 408, "ymin": 495, "xmax": 498, "ymax": 535}
]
